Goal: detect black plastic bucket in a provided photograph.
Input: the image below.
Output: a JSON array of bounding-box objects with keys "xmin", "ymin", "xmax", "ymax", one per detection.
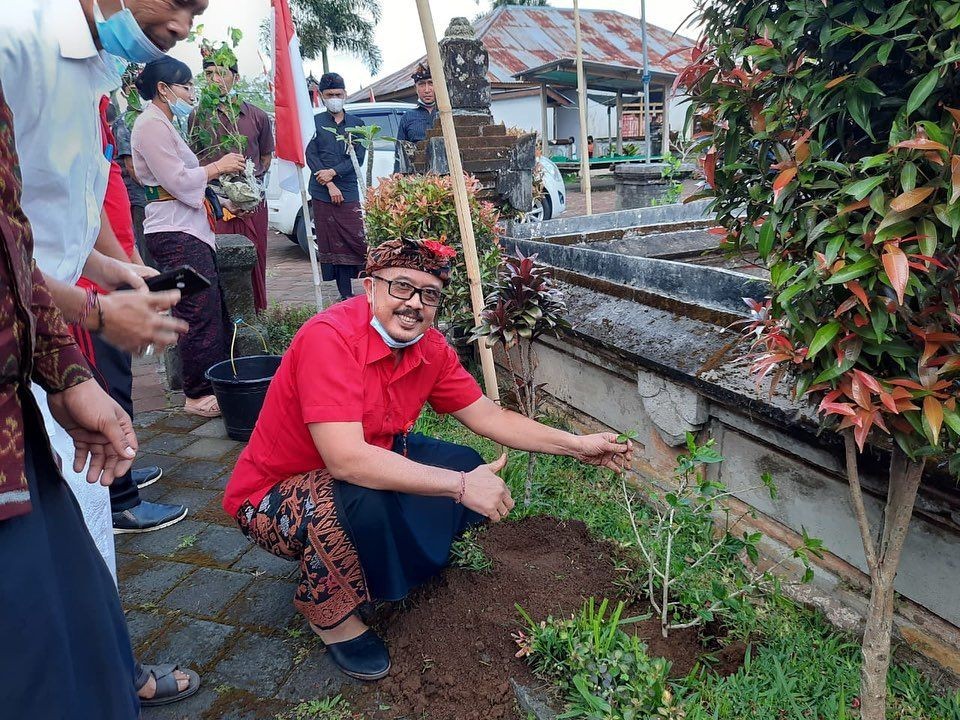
[{"xmin": 205, "ymin": 355, "xmax": 282, "ymax": 442}]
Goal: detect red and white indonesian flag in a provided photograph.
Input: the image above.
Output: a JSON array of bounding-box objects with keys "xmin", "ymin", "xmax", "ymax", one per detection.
[{"xmin": 272, "ymin": 0, "xmax": 315, "ymax": 192}]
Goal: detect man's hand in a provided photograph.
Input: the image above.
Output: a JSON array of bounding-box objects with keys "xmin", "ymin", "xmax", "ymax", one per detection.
[
  {"xmin": 570, "ymin": 433, "xmax": 634, "ymax": 473},
  {"xmin": 98, "ymin": 290, "xmax": 188, "ymax": 354},
  {"xmin": 315, "ymin": 168, "xmax": 336, "ymax": 184},
  {"xmin": 85, "ymin": 253, "xmax": 150, "ymax": 291},
  {"xmin": 462, "ymin": 453, "xmax": 514, "ymax": 523},
  {"xmin": 47, "ymin": 379, "xmax": 138, "ymax": 486},
  {"xmin": 328, "ymin": 182, "xmax": 345, "ymax": 206}
]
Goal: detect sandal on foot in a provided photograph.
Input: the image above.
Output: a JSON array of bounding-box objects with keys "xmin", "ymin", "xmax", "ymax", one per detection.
[
  {"xmin": 184, "ymin": 396, "xmax": 220, "ymax": 418},
  {"xmin": 325, "ymin": 629, "xmax": 391, "ymax": 681},
  {"xmin": 137, "ymin": 663, "xmax": 201, "ymax": 707}
]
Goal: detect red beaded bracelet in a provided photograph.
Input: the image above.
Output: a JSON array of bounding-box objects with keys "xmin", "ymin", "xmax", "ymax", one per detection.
[
  {"xmin": 455, "ymin": 471, "xmax": 466, "ymax": 504},
  {"xmin": 77, "ymin": 288, "xmax": 98, "ymax": 326}
]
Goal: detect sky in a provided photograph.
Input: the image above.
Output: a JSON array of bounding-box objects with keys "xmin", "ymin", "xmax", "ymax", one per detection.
[{"xmin": 169, "ymin": 0, "xmax": 699, "ymax": 93}]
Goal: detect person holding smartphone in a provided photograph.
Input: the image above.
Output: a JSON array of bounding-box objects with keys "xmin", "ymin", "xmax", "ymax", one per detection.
[{"xmin": 131, "ymin": 57, "xmax": 246, "ymax": 418}]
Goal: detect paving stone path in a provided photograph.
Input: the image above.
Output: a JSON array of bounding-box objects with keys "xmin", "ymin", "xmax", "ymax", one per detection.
[{"xmin": 121, "ymin": 409, "xmax": 355, "ymax": 719}]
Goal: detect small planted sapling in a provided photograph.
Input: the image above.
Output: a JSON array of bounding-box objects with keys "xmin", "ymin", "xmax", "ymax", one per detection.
[
  {"xmin": 321, "ymin": 123, "xmax": 395, "ymax": 199},
  {"xmin": 618, "ymin": 432, "xmax": 824, "ymax": 638},
  {"xmin": 472, "ymin": 252, "xmax": 570, "ymax": 505}
]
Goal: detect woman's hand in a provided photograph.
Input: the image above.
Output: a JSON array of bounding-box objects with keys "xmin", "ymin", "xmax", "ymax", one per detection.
[
  {"xmin": 461, "ymin": 453, "xmax": 514, "ymax": 523},
  {"xmin": 327, "ymin": 182, "xmax": 345, "ymax": 206},
  {"xmin": 211, "ymin": 153, "xmax": 246, "ymax": 178},
  {"xmin": 570, "ymin": 433, "xmax": 634, "ymax": 473}
]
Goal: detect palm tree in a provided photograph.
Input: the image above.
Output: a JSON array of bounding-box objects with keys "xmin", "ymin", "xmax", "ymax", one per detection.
[{"xmin": 290, "ymin": 0, "xmax": 382, "ymax": 75}]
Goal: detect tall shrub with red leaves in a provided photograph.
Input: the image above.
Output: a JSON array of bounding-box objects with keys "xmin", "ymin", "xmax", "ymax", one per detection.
[{"xmin": 679, "ymin": 2, "xmax": 960, "ymax": 717}]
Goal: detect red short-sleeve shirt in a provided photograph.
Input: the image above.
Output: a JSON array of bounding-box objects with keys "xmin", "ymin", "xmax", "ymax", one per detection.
[{"xmin": 222, "ymin": 296, "xmax": 483, "ymax": 516}]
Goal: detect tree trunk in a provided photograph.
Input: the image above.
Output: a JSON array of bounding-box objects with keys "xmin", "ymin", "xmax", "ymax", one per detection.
[
  {"xmin": 525, "ymin": 451, "xmax": 535, "ymax": 507},
  {"xmin": 321, "ymin": 46, "xmax": 330, "ymax": 74},
  {"xmin": 844, "ymin": 435, "xmax": 924, "ymax": 720}
]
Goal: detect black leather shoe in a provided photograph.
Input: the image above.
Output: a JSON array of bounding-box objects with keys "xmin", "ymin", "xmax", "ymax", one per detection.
[
  {"xmin": 113, "ymin": 501, "xmax": 187, "ymax": 534},
  {"xmin": 325, "ymin": 629, "xmax": 390, "ymax": 681}
]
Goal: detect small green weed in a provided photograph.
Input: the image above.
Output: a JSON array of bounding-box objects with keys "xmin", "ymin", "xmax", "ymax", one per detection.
[
  {"xmin": 263, "ymin": 303, "xmax": 317, "ymax": 355},
  {"xmin": 450, "ymin": 529, "xmax": 492, "ymax": 572},
  {"xmin": 276, "ymin": 695, "xmax": 360, "ymax": 720},
  {"xmin": 176, "ymin": 534, "xmax": 197, "ymax": 550}
]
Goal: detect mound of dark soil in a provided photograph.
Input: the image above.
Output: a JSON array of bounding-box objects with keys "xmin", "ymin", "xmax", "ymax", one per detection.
[{"xmin": 348, "ymin": 516, "xmax": 744, "ymax": 720}]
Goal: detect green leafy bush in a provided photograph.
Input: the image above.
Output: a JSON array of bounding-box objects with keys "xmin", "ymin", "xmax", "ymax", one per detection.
[
  {"xmin": 516, "ymin": 599, "xmax": 683, "ymax": 720},
  {"xmin": 262, "ymin": 303, "xmax": 316, "ymax": 355},
  {"xmin": 363, "ymin": 173, "xmax": 502, "ymax": 331}
]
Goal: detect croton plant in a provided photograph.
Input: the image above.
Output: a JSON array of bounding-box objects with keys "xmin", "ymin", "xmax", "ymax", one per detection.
[{"xmin": 679, "ymin": 2, "xmax": 960, "ymax": 717}]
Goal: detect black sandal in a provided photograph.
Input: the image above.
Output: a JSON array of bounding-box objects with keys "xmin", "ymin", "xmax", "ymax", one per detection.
[{"xmin": 136, "ymin": 663, "xmax": 201, "ymax": 707}]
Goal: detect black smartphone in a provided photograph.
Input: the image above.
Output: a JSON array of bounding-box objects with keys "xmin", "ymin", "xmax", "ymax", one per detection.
[{"xmin": 145, "ymin": 265, "xmax": 212, "ymax": 297}]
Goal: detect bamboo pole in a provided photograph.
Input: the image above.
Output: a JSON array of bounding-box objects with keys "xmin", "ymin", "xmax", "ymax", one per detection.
[
  {"xmin": 297, "ymin": 169, "xmax": 324, "ymax": 311},
  {"xmin": 414, "ymin": 0, "xmax": 500, "ymax": 403},
  {"xmin": 573, "ymin": 0, "xmax": 592, "ymax": 215}
]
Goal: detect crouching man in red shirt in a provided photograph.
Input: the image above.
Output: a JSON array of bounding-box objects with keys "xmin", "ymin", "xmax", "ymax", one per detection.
[{"xmin": 222, "ymin": 237, "xmax": 632, "ymax": 681}]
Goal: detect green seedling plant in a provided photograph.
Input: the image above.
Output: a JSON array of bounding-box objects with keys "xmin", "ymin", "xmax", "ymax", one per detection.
[
  {"xmin": 472, "ymin": 252, "xmax": 570, "ymax": 506},
  {"xmin": 449, "ymin": 529, "xmax": 492, "ymax": 572},
  {"xmin": 185, "ymin": 28, "xmax": 265, "ymax": 213},
  {"xmin": 617, "ymin": 432, "xmax": 823, "ymax": 638},
  {"xmin": 320, "ymin": 124, "xmax": 396, "ymax": 199},
  {"xmin": 515, "ymin": 599, "xmax": 681, "ymax": 720}
]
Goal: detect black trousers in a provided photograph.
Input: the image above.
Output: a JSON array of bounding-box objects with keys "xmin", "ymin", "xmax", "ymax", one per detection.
[
  {"xmin": 0, "ymin": 402, "xmax": 139, "ymax": 718},
  {"xmin": 90, "ymin": 333, "xmax": 140, "ymax": 513},
  {"xmin": 321, "ymin": 263, "xmax": 361, "ymax": 300}
]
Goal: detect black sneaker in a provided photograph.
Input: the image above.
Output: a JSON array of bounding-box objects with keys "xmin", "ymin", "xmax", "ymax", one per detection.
[
  {"xmin": 113, "ymin": 502, "xmax": 188, "ymax": 534},
  {"xmin": 133, "ymin": 466, "xmax": 163, "ymax": 490}
]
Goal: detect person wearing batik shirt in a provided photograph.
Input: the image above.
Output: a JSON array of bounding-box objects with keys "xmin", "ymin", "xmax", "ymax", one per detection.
[
  {"xmin": 223, "ymin": 236, "xmax": 634, "ymax": 683},
  {"xmin": 0, "ymin": 78, "xmax": 142, "ymax": 720}
]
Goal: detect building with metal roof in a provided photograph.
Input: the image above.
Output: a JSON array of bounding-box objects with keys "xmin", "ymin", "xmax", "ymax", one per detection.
[{"xmin": 346, "ymin": 6, "xmax": 695, "ymax": 160}]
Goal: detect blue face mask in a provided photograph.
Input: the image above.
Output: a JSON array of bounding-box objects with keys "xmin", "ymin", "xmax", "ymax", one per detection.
[
  {"xmin": 94, "ymin": 0, "xmax": 166, "ymax": 63},
  {"xmin": 168, "ymin": 95, "xmax": 194, "ymax": 119},
  {"xmin": 370, "ymin": 316, "xmax": 424, "ymax": 350}
]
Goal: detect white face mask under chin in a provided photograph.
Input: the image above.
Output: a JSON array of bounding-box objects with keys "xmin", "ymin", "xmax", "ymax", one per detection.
[{"xmin": 369, "ymin": 296, "xmax": 424, "ymax": 349}]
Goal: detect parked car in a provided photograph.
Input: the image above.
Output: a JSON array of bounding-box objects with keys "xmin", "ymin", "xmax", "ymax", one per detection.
[{"xmin": 266, "ymin": 101, "xmax": 566, "ymax": 252}]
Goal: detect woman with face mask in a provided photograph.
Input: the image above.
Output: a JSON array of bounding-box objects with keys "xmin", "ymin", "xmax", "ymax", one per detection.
[{"xmin": 131, "ymin": 57, "xmax": 246, "ymax": 419}]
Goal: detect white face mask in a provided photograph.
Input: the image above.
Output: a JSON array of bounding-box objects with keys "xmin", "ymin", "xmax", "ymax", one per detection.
[
  {"xmin": 324, "ymin": 97, "xmax": 345, "ymax": 114},
  {"xmin": 370, "ymin": 316, "xmax": 423, "ymax": 349}
]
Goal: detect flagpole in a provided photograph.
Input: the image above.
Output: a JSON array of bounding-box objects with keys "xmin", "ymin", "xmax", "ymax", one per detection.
[
  {"xmin": 573, "ymin": 0, "xmax": 592, "ymax": 215},
  {"xmin": 297, "ymin": 169, "xmax": 324, "ymax": 311},
  {"xmin": 414, "ymin": 0, "xmax": 500, "ymax": 403}
]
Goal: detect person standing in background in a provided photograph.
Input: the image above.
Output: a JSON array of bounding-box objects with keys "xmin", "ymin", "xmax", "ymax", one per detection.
[
  {"xmin": 132, "ymin": 57, "xmax": 246, "ymax": 420},
  {"xmin": 306, "ymin": 72, "xmax": 367, "ymax": 303},
  {"xmin": 191, "ymin": 52, "xmax": 274, "ymax": 313},
  {"xmin": 393, "ymin": 63, "xmax": 437, "ymax": 173}
]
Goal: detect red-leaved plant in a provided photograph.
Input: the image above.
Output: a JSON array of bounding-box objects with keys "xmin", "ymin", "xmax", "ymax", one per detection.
[
  {"xmin": 472, "ymin": 252, "xmax": 570, "ymax": 505},
  {"xmin": 679, "ymin": 2, "xmax": 960, "ymax": 716}
]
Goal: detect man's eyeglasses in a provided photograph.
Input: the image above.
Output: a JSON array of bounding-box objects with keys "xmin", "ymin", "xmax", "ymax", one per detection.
[{"xmin": 371, "ymin": 275, "xmax": 444, "ymax": 307}]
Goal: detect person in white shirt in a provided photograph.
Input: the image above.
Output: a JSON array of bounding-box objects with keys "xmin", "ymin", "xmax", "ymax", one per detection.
[{"xmin": 0, "ymin": 0, "xmax": 211, "ymax": 713}]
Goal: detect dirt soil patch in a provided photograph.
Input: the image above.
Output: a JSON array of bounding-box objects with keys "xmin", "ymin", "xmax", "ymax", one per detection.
[{"xmin": 348, "ymin": 516, "xmax": 743, "ymax": 720}]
